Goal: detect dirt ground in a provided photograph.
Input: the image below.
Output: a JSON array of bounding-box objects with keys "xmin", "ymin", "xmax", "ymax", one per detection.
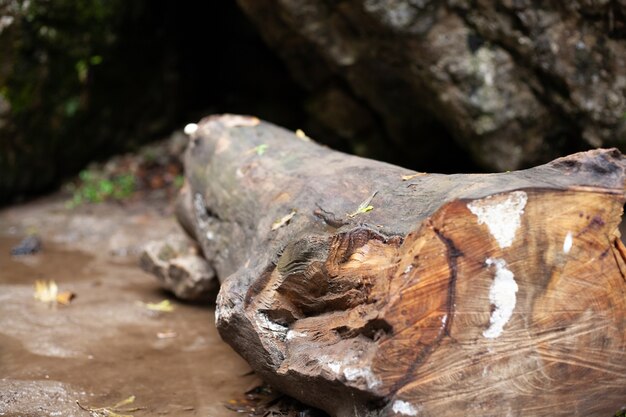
[{"xmin": 0, "ymin": 194, "xmax": 256, "ymax": 417}]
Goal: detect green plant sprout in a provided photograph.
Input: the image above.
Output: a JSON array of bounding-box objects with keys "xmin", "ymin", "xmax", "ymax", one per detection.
[{"xmin": 67, "ymin": 170, "xmax": 136, "ymax": 207}]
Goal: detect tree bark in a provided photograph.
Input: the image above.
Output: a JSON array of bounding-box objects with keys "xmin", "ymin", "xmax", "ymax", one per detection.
[{"xmin": 175, "ymin": 114, "xmax": 626, "ymax": 417}]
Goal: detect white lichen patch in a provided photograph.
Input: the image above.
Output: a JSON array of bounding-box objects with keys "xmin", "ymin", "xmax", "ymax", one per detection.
[
  {"xmin": 483, "ymin": 258, "xmax": 518, "ymax": 339},
  {"xmin": 467, "ymin": 191, "xmax": 528, "ymax": 248},
  {"xmin": 468, "ymin": 47, "xmax": 507, "ymax": 135},
  {"xmin": 476, "ymin": 47, "xmax": 496, "ymax": 87},
  {"xmin": 392, "ymin": 400, "xmax": 419, "ymax": 416},
  {"xmin": 563, "ymin": 231, "xmax": 573, "ymax": 254},
  {"xmin": 343, "ymin": 366, "xmax": 381, "ymax": 390},
  {"xmin": 193, "ymin": 193, "xmax": 209, "ymax": 229}
]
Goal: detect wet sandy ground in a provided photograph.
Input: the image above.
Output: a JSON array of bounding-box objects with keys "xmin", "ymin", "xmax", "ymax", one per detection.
[{"xmin": 0, "ymin": 195, "xmax": 255, "ymax": 417}]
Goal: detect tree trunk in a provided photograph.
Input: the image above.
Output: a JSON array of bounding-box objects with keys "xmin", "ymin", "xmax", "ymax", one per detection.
[{"xmin": 174, "ymin": 114, "xmax": 626, "ymax": 417}]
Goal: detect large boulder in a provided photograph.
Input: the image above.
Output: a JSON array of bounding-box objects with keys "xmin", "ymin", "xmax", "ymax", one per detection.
[{"xmin": 236, "ymin": 0, "xmax": 626, "ymax": 171}]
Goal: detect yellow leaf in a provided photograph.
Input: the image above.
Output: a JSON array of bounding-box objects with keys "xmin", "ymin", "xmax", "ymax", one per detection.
[
  {"xmin": 401, "ymin": 172, "xmax": 427, "ymax": 181},
  {"xmin": 347, "ymin": 191, "xmax": 378, "ymax": 218},
  {"xmin": 156, "ymin": 330, "xmax": 177, "ymax": 339},
  {"xmin": 143, "ymin": 299, "xmax": 174, "ymax": 312},
  {"xmin": 105, "ymin": 411, "xmax": 134, "ymax": 417},
  {"xmin": 34, "ymin": 280, "xmax": 76, "ymax": 306},
  {"xmin": 76, "ymin": 395, "xmax": 143, "ymax": 417},
  {"xmin": 34, "ymin": 280, "xmax": 58, "ymax": 303},
  {"xmin": 56, "ymin": 291, "xmax": 76, "ymax": 305},
  {"xmin": 271, "ymin": 210, "xmax": 297, "ymax": 231},
  {"xmin": 112, "ymin": 396, "xmax": 135, "ymax": 409},
  {"xmin": 295, "ymin": 129, "xmax": 311, "ymax": 141}
]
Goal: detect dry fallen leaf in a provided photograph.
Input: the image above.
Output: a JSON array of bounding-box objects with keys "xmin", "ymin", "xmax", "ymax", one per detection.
[
  {"xmin": 221, "ymin": 115, "xmax": 260, "ymax": 127},
  {"xmin": 401, "ymin": 172, "xmax": 427, "ymax": 181},
  {"xmin": 77, "ymin": 395, "xmax": 144, "ymax": 417},
  {"xmin": 349, "ymin": 205, "xmax": 373, "ymax": 217},
  {"xmin": 56, "ymin": 291, "xmax": 76, "ymax": 305},
  {"xmin": 111, "ymin": 396, "xmax": 137, "ymax": 409},
  {"xmin": 156, "ymin": 330, "xmax": 177, "ymax": 339},
  {"xmin": 34, "ymin": 280, "xmax": 57, "ymax": 303},
  {"xmin": 271, "ymin": 210, "xmax": 297, "ymax": 231},
  {"xmin": 34, "ymin": 280, "xmax": 75, "ymax": 306},
  {"xmin": 295, "ymin": 129, "xmax": 311, "ymax": 142},
  {"xmin": 138, "ymin": 299, "xmax": 175, "ymax": 313}
]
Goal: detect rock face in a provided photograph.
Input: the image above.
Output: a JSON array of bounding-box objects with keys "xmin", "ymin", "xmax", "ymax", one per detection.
[{"xmin": 236, "ymin": 0, "xmax": 626, "ymax": 171}]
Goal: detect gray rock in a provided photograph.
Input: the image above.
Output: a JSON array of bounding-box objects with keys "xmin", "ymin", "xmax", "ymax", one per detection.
[
  {"xmin": 10, "ymin": 234, "xmax": 42, "ymax": 255},
  {"xmin": 237, "ymin": 0, "xmax": 626, "ymax": 171},
  {"xmin": 0, "ymin": 379, "xmax": 85, "ymax": 417},
  {"xmin": 140, "ymin": 236, "xmax": 218, "ymax": 302}
]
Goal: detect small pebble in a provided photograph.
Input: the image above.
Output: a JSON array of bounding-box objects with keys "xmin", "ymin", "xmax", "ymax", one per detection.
[{"xmin": 11, "ymin": 235, "xmax": 42, "ymax": 256}]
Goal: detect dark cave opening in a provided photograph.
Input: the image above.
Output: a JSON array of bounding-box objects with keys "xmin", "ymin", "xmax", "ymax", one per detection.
[{"xmin": 157, "ymin": 0, "xmax": 308, "ymax": 132}]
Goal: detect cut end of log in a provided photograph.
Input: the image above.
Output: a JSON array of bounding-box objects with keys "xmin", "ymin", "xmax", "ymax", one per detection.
[
  {"xmin": 216, "ymin": 187, "xmax": 626, "ymax": 416},
  {"xmin": 380, "ymin": 188, "xmax": 626, "ymax": 416}
]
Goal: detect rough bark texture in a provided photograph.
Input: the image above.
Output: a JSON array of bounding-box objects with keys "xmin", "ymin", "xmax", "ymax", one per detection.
[
  {"xmin": 169, "ymin": 114, "xmax": 626, "ymax": 417},
  {"xmin": 236, "ymin": 0, "xmax": 626, "ymax": 172}
]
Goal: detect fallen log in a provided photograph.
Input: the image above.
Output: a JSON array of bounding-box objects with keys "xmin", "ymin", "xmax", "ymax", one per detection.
[{"xmin": 168, "ymin": 115, "xmax": 626, "ymax": 417}]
